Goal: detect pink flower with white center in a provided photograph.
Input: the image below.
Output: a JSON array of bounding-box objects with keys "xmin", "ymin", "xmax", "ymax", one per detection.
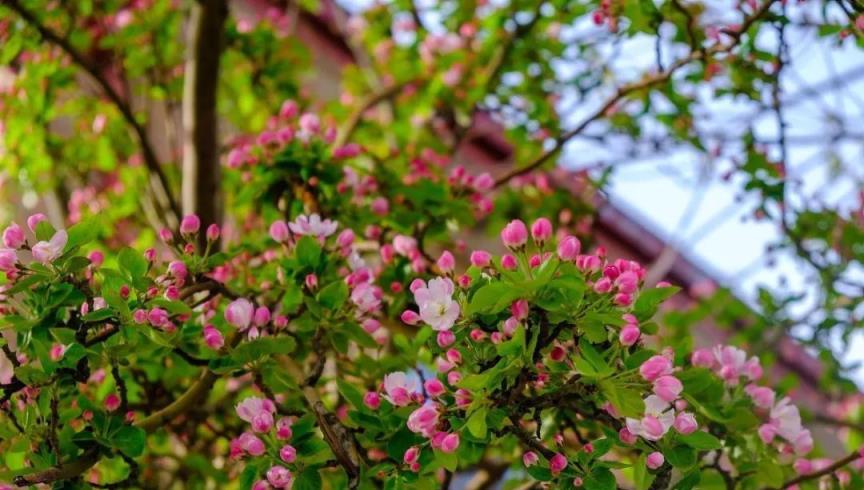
[
  {"xmin": 225, "ymin": 298, "xmax": 254, "ymax": 330},
  {"xmin": 639, "ymin": 355, "xmax": 673, "ymax": 382},
  {"xmin": 31, "ymin": 230, "xmax": 68, "ymax": 264},
  {"xmin": 625, "ymin": 395, "xmax": 675, "ymax": 441},
  {"xmin": 235, "ymin": 397, "xmax": 277, "ymax": 433},
  {"xmin": 653, "ymin": 375, "xmax": 683, "ymax": 402},
  {"xmin": 266, "ymin": 465, "xmax": 293, "ymax": 488},
  {"xmin": 768, "ymin": 397, "xmax": 810, "ymax": 452},
  {"xmin": 383, "ymin": 371, "xmax": 419, "ymax": 406},
  {"xmin": 288, "ymin": 214, "xmax": 338, "ymax": 240},
  {"xmin": 2, "ymin": 223, "xmax": 24, "ymax": 249},
  {"xmin": 414, "ymin": 277, "xmax": 460, "ymax": 331},
  {"xmin": 351, "ymin": 282, "xmax": 382, "ymax": 313},
  {"xmin": 713, "ymin": 345, "xmax": 749, "ymax": 384},
  {"xmin": 407, "ymin": 403, "xmax": 440, "ymax": 437}
]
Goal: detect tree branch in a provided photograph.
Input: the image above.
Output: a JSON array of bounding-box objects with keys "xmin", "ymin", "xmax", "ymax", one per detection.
[
  {"xmin": 181, "ymin": 0, "xmax": 228, "ymax": 248},
  {"xmin": 3, "ymin": 0, "xmax": 181, "ymax": 227},
  {"xmin": 493, "ymin": 0, "xmax": 779, "ymax": 188},
  {"xmin": 768, "ymin": 449, "xmax": 862, "ymax": 490}
]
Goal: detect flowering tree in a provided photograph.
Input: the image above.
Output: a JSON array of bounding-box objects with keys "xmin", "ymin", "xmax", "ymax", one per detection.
[{"xmin": 1, "ymin": 0, "xmax": 864, "ymax": 489}]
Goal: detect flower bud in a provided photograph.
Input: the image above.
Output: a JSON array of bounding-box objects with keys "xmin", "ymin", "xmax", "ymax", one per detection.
[
  {"xmin": 500, "ymin": 220, "xmax": 528, "ymax": 248},
  {"xmin": 180, "ymin": 214, "xmax": 201, "ymax": 235}
]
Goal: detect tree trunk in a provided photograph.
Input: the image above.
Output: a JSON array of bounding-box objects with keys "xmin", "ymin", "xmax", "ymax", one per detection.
[{"xmin": 182, "ymin": 0, "xmax": 228, "ymax": 249}]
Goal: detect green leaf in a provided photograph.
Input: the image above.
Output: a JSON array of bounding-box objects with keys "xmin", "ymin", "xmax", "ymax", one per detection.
[
  {"xmin": 81, "ymin": 308, "xmax": 115, "ymax": 323},
  {"xmin": 633, "ymin": 286, "xmax": 680, "ymax": 321},
  {"xmin": 578, "ymin": 339, "xmax": 612, "ymax": 376},
  {"xmin": 118, "ymin": 247, "xmax": 147, "ymax": 279},
  {"xmin": 666, "ymin": 445, "xmax": 696, "ymax": 468},
  {"xmin": 317, "ymin": 281, "xmax": 348, "ymax": 310},
  {"xmin": 467, "ymin": 282, "xmax": 520, "ymax": 316},
  {"xmin": 600, "ymin": 380, "xmax": 644, "ymax": 418},
  {"xmin": 495, "ymin": 325, "xmax": 525, "ymax": 357},
  {"xmin": 111, "ymin": 425, "xmax": 146, "ymax": 457},
  {"xmin": 584, "ymin": 467, "xmax": 616, "ymax": 490},
  {"xmin": 66, "ymin": 219, "xmax": 100, "ymax": 251},
  {"xmin": 293, "ymin": 468, "xmax": 322, "ymax": 490},
  {"xmin": 678, "ymin": 431, "xmax": 722, "ymax": 450},
  {"xmin": 466, "ymin": 407, "xmax": 488, "ymax": 439},
  {"xmin": 337, "ymin": 379, "xmax": 366, "ymax": 410},
  {"xmin": 295, "ymin": 236, "xmax": 322, "ymax": 268},
  {"xmin": 633, "ymin": 455, "xmax": 656, "ymax": 490}
]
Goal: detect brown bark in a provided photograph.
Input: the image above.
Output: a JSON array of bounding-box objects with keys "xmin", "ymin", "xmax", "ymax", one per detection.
[{"xmin": 181, "ymin": 0, "xmax": 228, "ymax": 248}]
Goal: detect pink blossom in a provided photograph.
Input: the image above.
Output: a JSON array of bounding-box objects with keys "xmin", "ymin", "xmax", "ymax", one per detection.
[
  {"xmin": 370, "ymin": 197, "xmax": 389, "ymax": 216},
  {"xmin": 105, "ymin": 394, "xmax": 121, "ymax": 412},
  {"xmin": 0, "ymin": 249, "xmax": 17, "ymax": 272},
  {"xmin": 745, "ymin": 385, "xmax": 775, "ymax": 409},
  {"xmin": 404, "ymin": 446, "xmax": 420, "ymax": 464},
  {"xmin": 500, "ymin": 220, "xmax": 528, "ymax": 248},
  {"xmin": 254, "ymin": 306, "xmax": 271, "ymax": 326},
  {"xmin": 280, "ymin": 445, "xmax": 297, "ymax": 463},
  {"xmin": 530, "ymin": 218, "xmax": 553, "ymax": 242},
  {"xmin": 206, "ymin": 224, "xmax": 221, "ymax": 242},
  {"xmin": 557, "ymin": 236, "xmax": 581, "ymax": 260},
  {"xmin": 501, "ymin": 254, "xmax": 518, "ymax": 270},
  {"xmin": 639, "ymin": 355, "xmax": 673, "ymax": 382},
  {"xmin": 180, "ymin": 214, "xmax": 201, "ymax": 235},
  {"xmin": 691, "ymin": 348, "xmax": 715, "ymax": 368},
  {"xmin": 351, "ymin": 283, "xmax": 382, "ymax": 313},
  {"xmin": 436, "ymin": 251, "xmax": 455, "ymax": 273},
  {"xmin": 26, "ymin": 213, "xmax": 46, "ymax": 232},
  {"xmin": 414, "ymin": 277, "xmax": 459, "ymax": 331},
  {"xmin": 203, "ymin": 325, "xmax": 224, "ymax": 349},
  {"xmin": 289, "ymin": 214, "xmax": 338, "ymax": 240},
  {"xmin": 439, "ymin": 432, "xmax": 460, "ymax": 453},
  {"xmin": 469, "ymin": 250, "xmax": 491, "ymax": 267},
  {"xmin": 758, "ymin": 423, "xmax": 777, "ymax": 444},
  {"xmin": 619, "ymin": 324, "xmax": 640, "ymax": 346},
  {"xmin": 2, "ymin": 223, "xmax": 24, "ymax": 249},
  {"xmin": 424, "ymin": 378, "xmax": 446, "ymax": 398},
  {"xmin": 148, "ymin": 308, "xmax": 169, "ymax": 327},
  {"xmin": 364, "ymin": 391, "xmax": 381, "ymax": 410},
  {"xmin": 550, "ymin": 453, "xmax": 568, "ymax": 474},
  {"xmin": 407, "ymin": 404, "xmax": 439, "ymax": 437},
  {"xmin": 625, "ymin": 395, "xmax": 675, "ymax": 441},
  {"xmin": 266, "ymin": 466, "xmax": 293, "ymax": 488},
  {"xmin": 437, "ymin": 330, "xmax": 455, "ymax": 347},
  {"xmin": 473, "ymin": 172, "xmax": 494, "ymax": 192},
  {"xmin": 383, "ymin": 372, "xmax": 418, "ymax": 406},
  {"xmin": 393, "ymin": 235, "xmax": 418, "ymax": 256},
  {"xmin": 653, "ymin": 376, "xmax": 683, "ymax": 402},
  {"xmin": 454, "ymin": 389, "xmax": 472, "ymax": 408},
  {"xmin": 269, "ymin": 221, "xmax": 290, "ymax": 242},
  {"xmin": 793, "ymin": 459, "xmax": 812, "ymax": 475},
  {"xmin": 401, "ymin": 310, "xmax": 421, "ymax": 325},
  {"xmin": 619, "ymin": 428, "xmax": 637, "ymax": 445},
  {"xmin": 236, "ymin": 397, "xmax": 277, "ymax": 433},
  {"xmin": 276, "ymin": 417, "xmax": 292, "ymax": 439},
  {"xmin": 31, "ymin": 230, "xmax": 68, "ymax": 264},
  {"xmin": 510, "ymin": 299, "xmax": 529, "ymax": 320},
  {"xmin": 673, "ymin": 412, "xmax": 698, "ymax": 434},
  {"xmin": 646, "ymin": 451, "xmax": 665, "ymax": 470},
  {"xmin": 133, "ymin": 309, "xmax": 147, "ymax": 324},
  {"xmin": 362, "ymin": 318, "xmax": 381, "ymax": 334},
  {"xmin": 238, "ymin": 432, "xmax": 266, "ymax": 456},
  {"xmin": 523, "ymin": 451, "xmax": 539, "ymax": 467},
  {"xmin": 225, "ymin": 299, "xmax": 255, "ymax": 330}
]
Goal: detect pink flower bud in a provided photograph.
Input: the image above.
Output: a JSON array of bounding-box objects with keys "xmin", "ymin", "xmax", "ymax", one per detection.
[
  {"xmin": 269, "ymin": 220, "xmax": 290, "ymax": 242},
  {"xmin": 469, "ymin": 250, "xmax": 491, "ymax": 267},
  {"xmin": 168, "ymin": 261, "xmax": 187, "ymax": 280},
  {"xmin": 337, "ymin": 229, "xmax": 354, "ymax": 249},
  {"xmin": 370, "ymin": 197, "xmax": 389, "ymax": 216},
  {"xmin": 445, "ymin": 348, "xmax": 462, "ymax": 364},
  {"xmin": 105, "ymin": 394, "xmax": 121, "ymax": 412},
  {"xmin": 203, "ymin": 325, "xmax": 224, "ymax": 350},
  {"xmin": 470, "ymin": 329, "xmax": 487, "ymax": 342},
  {"xmin": 437, "ymin": 330, "xmax": 455, "ymax": 347},
  {"xmin": 401, "ymin": 310, "xmax": 420, "ymax": 325},
  {"xmin": 619, "ymin": 324, "xmax": 640, "ymax": 346},
  {"xmin": 180, "ymin": 214, "xmax": 200, "ymax": 235},
  {"xmin": 49, "ymin": 343, "xmax": 65, "ymax": 361},
  {"xmin": 614, "ymin": 293, "xmax": 633, "ymax": 306},
  {"xmin": 148, "ymin": 308, "xmax": 168, "ymax": 327},
  {"xmin": 758, "ymin": 424, "xmax": 776, "ymax": 444},
  {"xmin": 447, "ymin": 371, "xmax": 462, "ymax": 386},
  {"xmin": 691, "ymin": 348, "xmax": 714, "ymax": 368},
  {"xmin": 511, "ymin": 299, "xmax": 529, "ymax": 320},
  {"xmin": 304, "ymin": 273, "xmax": 318, "ymax": 289},
  {"xmin": 593, "ymin": 277, "xmax": 612, "ymax": 293},
  {"xmin": 266, "ymin": 465, "xmax": 293, "ymax": 488},
  {"xmin": 530, "ymin": 218, "xmax": 553, "ymax": 242},
  {"xmin": 26, "ymin": 213, "xmax": 46, "ymax": 233},
  {"xmin": 501, "ymin": 254, "xmax": 518, "ymax": 270},
  {"xmin": 159, "ymin": 228, "xmax": 174, "ymax": 243},
  {"xmin": 362, "ymin": 318, "xmax": 381, "ymax": 334},
  {"xmin": 619, "ymin": 428, "xmax": 637, "ymax": 445},
  {"xmin": 206, "ymin": 224, "xmax": 221, "ymax": 242},
  {"xmin": 550, "ymin": 453, "xmax": 568, "ymax": 474},
  {"xmin": 404, "ymin": 446, "xmax": 420, "ymax": 465},
  {"xmin": 500, "ymin": 220, "xmax": 528, "ymax": 248},
  {"xmin": 275, "ymin": 417, "xmax": 292, "ymax": 440},
  {"xmin": 225, "ymin": 298, "xmax": 255, "ymax": 330},
  {"xmin": 143, "ymin": 248, "xmax": 156, "ymax": 262},
  {"xmin": 473, "ymin": 172, "xmax": 494, "ymax": 192},
  {"xmin": 2, "ymin": 223, "xmax": 25, "ymax": 249},
  {"xmin": 550, "ymin": 345, "xmax": 566, "ymax": 362},
  {"xmin": 793, "ymin": 459, "xmax": 812, "ymax": 475},
  {"xmin": 363, "ymin": 391, "xmax": 381, "ymax": 410},
  {"xmin": 653, "ymin": 375, "xmax": 683, "ymax": 402},
  {"xmin": 646, "ymin": 451, "xmax": 665, "ymax": 470},
  {"xmin": 522, "ymin": 451, "xmax": 539, "ymax": 467},
  {"xmin": 254, "ymin": 306, "xmax": 271, "ymax": 326},
  {"xmin": 380, "ymin": 244, "xmax": 395, "ymax": 263},
  {"xmin": 573, "ymin": 477, "xmax": 583, "ymax": 487},
  {"xmin": 280, "ymin": 445, "xmax": 297, "ymax": 463},
  {"xmin": 439, "ymin": 433, "xmax": 460, "ymax": 453},
  {"xmin": 424, "ymin": 378, "xmax": 446, "ymax": 397},
  {"xmin": 454, "ymin": 389, "xmax": 472, "ymax": 408},
  {"xmin": 673, "ymin": 412, "xmax": 698, "ymax": 434},
  {"xmin": 279, "ymin": 99, "xmax": 298, "ymax": 119},
  {"xmin": 640, "ymin": 355, "xmax": 673, "ymax": 382},
  {"xmin": 437, "ymin": 251, "xmax": 455, "ymax": 273},
  {"xmin": 409, "ymin": 279, "xmax": 426, "ymax": 293},
  {"xmin": 557, "ymin": 236, "xmax": 581, "ymax": 260}
]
